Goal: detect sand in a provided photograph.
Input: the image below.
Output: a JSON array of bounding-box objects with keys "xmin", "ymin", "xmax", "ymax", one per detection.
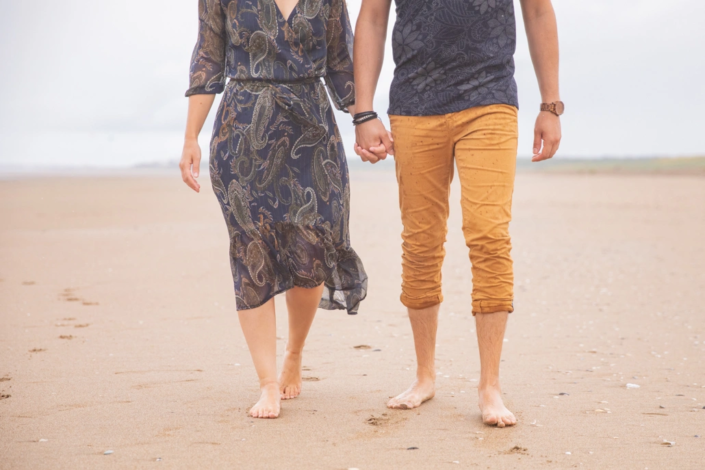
[{"xmin": 1, "ymin": 165, "xmax": 704, "ymax": 469}]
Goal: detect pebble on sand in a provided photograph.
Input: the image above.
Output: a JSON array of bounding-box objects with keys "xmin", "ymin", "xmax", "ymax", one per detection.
[
  {"xmin": 626, "ymin": 383, "xmax": 640, "ymax": 389},
  {"xmin": 104, "ymin": 450, "xmax": 114, "ymax": 455}
]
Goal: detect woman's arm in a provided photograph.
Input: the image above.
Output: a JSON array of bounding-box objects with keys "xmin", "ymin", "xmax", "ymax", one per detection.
[
  {"xmin": 520, "ymin": 0, "xmax": 561, "ymax": 162},
  {"xmin": 180, "ymin": 0, "xmax": 226, "ymax": 192},
  {"xmin": 180, "ymin": 94, "xmax": 215, "ymax": 192},
  {"xmin": 324, "ymin": 0, "xmax": 356, "ymax": 112}
]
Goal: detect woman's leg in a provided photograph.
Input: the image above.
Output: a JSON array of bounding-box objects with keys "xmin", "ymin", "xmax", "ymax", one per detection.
[
  {"xmin": 238, "ymin": 298, "xmax": 280, "ymax": 418},
  {"xmin": 279, "ymin": 283, "xmax": 325, "ymax": 399}
]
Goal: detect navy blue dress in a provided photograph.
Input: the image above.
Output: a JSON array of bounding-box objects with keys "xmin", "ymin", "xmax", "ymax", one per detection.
[{"xmin": 186, "ymin": 0, "xmax": 367, "ymax": 313}]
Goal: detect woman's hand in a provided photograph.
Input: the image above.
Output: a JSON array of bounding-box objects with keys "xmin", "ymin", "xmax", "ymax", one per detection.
[
  {"xmin": 180, "ymin": 138, "xmax": 202, "ymax": 192},
  {"xmin": 180, "ymin": 94, "xmax": 216, "ymax": 192}
]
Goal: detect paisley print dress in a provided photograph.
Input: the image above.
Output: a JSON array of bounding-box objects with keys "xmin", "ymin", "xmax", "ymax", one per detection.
[{"xmin": 186, "ymin": 0, "xmax": 367, "ymax": 313}]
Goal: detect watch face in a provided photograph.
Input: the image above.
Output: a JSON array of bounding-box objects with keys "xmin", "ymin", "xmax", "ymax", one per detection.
[{"xmin": 555, "ymin": 101, "xmax": 565, "ymax": 115}]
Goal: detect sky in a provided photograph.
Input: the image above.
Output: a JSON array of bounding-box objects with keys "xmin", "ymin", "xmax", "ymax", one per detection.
[{"xmin": 0, "ymin": 0, "xmax": 704, "ymax": 168}]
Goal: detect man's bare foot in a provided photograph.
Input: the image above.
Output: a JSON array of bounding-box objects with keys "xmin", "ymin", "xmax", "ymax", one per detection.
[
  {"xmin": 478, "ymin": 385, "xmax": 516, "ymax": 427},
  {"xmin": 278, "ymin": 350, "xmax": 302, "ymax": 400},
  {"xmin": 249, "ymin": 383, "xmax": 281, "ymax": 419},
  {"xmin": 387, "ymin": 379, "xmax": 435, "ymax": 409}
]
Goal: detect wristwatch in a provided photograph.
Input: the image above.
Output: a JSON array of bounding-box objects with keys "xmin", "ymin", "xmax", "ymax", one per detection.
[{"xmin": 540, "ymin": 101, "xmax": 565, "ymax": 116}]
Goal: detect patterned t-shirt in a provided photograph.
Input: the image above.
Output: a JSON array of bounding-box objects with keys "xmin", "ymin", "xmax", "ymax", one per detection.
[{"xmin": 388, "ymin": 0, "xmax": 518, "ymax": 116}]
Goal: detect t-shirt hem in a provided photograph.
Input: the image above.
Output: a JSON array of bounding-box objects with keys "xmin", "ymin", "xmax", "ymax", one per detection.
[{"xmin": 387, "ymin": 97, "xmax": 519, "ymax": 117}]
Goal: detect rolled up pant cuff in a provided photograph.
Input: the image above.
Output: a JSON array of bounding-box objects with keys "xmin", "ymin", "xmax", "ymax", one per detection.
[
  {"xmin": 400, "ymin": 293, "xmax": 443, "ymax": 310},
  {"xmin": 472, "ymin": 300, "xmax": 514, "ymax": 315}
]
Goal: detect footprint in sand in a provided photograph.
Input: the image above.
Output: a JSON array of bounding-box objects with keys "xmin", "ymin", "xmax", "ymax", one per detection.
[
  {"xmin": 366, "ymin": 412, "xmax": 407, "ymax": 427},
  {"xmin": 502, "ymin": 445, "xmax": 529, "ymax": 455},
  {"xmin": 22, "ymin": 281, "xmax": 36, "ymax": 286},
  {"xmin": 0, "ymin": 394, "xmax": 10, "ymax": 400},
  {"xmin": 74, "ymin": 324, "xmax": 90, "ymax": 328},
  {"xmin": 58, "ymin": 288, "xmax": 99, "ymax": 306},
  {"xmin": 302, "ymin": 376, "xmax": 320, "ymax": 382},
  {"xmin": 59, "ymin": 335, "xmax": 74, "ymax": 340},
  {"xmin": 367, "ymin": 414, "xmax": 389, "ymax": 426},
  {"xmin": 29, "ymin": 348, "xmax": 46, "ymax": 353},
  {"xmin": 354, "ymin": 345, "xmax": 372, "ymax": 350}
]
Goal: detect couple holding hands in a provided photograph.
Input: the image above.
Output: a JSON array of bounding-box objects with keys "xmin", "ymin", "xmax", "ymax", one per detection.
[{"xmin": 179, "ymin": 0, "xmax": 562, "ymax": 426}]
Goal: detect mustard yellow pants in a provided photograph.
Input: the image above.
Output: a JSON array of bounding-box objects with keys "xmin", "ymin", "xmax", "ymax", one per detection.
[{"xmin": 389, "ymin": 104, "xmax": 518, "ymax": 314}]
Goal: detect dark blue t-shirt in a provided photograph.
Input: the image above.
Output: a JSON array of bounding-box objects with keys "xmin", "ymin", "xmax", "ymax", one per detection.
[{"xmin": 388, "ymin": 0, "xmax": 519, "ymax": 116}]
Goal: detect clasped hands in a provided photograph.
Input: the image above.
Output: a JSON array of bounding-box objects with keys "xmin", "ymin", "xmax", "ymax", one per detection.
[{"xmin": 353, "ymin": 118, "xmax": 394, "ymax": 163}]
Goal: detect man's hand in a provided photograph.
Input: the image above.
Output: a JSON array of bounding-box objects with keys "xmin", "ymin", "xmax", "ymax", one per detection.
[
  {"xmin": 532, "ymin": 112, "xmax": 561, "ymax": 162},
  {"xmin": 354, "ymin": 118, "xmax": 394, "ymax": 164},
  {"xmin": 179, "ymin": 139, "xmax": 202, "ymax": 192}
]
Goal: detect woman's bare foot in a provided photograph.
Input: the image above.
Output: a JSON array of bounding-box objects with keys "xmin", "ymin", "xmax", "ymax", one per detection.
[
  {"xmin": 478, "ymin": 384, "xmax": 516, "ymax": 427},
  {"xmin": 278, "ymin": 350, "xmax": 303, "ymax": 400},
  {"xmin": 387, "ymin": 378, "xmax": 435, "ymax": 409},
  {"xmin": 249, "ymin": 383, "xmax": 281, "ymax": 419}
]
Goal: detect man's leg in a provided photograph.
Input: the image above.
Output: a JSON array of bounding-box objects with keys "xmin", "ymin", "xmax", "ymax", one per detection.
[
  {"xmin": 476, "ymin": 311, "xmax": 515, "ymax": 426},
  {"xmin": 452, "ymin": 104, "xmax": 518, "ymax": 426},
  {"xmin": 387, "ymin": 304, "xmax": 439, "ymax": 409},
  {"xmin": 387, "ymin": 114, "xmax": 453, "ymax": 410}
]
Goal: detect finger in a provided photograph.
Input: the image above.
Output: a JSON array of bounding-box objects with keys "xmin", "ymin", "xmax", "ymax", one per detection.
[
  {"xmin": 192, "ymin": 154, "xmax": 201, "ymax": 178},
  {"xmin": 356, "ymin": 145, "xmax": 369, "ymax": 162},
  {"xmin": 360, "ymin": 149, "xmax": 379, "ymax": 163},
  {"xmin": 353, "ymin": 143, "xmax": 362, "ymax": 156},
  {"xmin": 549, "ymin": 139, "xmax": 561, "ymax": 159},
  {"xmin": 382, "ymin": 132, "xmax": 395, "ymax": 155},
  {"xmin": 180, "ymin": 163, "xmax": 200, "ymax": 192},
  {"xmin": 187, "ymin": 174, "xmax": 201, "ymax": 192},
  {"xmin": 369, "ymin": 144, "xmax": 387, "ymax": 160},
  {"xmin": 544, "ymin": 139, "xmax": 557, "ymax": 160},
  {"xmin": 532, "ymin": 130, "xmax": 542, "ymax": 158},
  {"xmin": 534, "ymin": 140, "xmax": 554, "ymax": 162}
]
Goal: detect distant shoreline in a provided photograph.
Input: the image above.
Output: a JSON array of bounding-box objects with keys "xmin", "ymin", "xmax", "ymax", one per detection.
[
  {"xmin": 1, "ymin": 156, "xmax": 704, "ymax": 179},
  {"xmin": 515, "ymin": 155, "xmax": 705, "ymax": 175}
]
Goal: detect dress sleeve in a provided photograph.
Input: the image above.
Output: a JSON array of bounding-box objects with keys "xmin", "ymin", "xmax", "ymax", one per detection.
[
  {"xmin": 324, "ymin": 0, "xmax": 355, "ymax": 112},
  {"xmin": 185, "ymin": 0, "xmax": 227, "ymax": 97}
]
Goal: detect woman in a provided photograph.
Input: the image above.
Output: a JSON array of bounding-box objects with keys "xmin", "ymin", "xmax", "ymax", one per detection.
[{"xmin": 179, "ymin": 0, "xmax": 367, "ymax": 419}]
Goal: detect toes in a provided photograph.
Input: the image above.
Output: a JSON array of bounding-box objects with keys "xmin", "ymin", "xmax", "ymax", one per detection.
[
  {"xmin": 503, "ymin": 414, "xmax": 517, "ymax": 426},
  {"xmin": 483, "ymin": 414, "xmax": 498, "ymax": 426}
]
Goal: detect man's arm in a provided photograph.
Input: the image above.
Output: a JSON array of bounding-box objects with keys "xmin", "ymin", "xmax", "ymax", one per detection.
[
  {"xmin": 353, "ymin": 0, "xmax": 394, "ymax": 163},
  {"xmin": 520, "ymin": 0, "xmax": 561, "ymax": 162}
]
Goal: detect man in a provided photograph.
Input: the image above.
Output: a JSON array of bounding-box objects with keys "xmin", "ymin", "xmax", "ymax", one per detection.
[{"xmin": 352, "ymin": 0, "xmax": 562, "ymax": 427}]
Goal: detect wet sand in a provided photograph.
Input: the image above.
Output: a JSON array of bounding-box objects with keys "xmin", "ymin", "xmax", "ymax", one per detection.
[{"xmin": 1, "ymin": 165, "xmax": 704, "ymax": 469}]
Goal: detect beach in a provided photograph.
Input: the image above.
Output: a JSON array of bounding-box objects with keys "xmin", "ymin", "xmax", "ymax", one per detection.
[{"xmin": 1, "ymin": 164, "xmax": 704, "ymax": 469}]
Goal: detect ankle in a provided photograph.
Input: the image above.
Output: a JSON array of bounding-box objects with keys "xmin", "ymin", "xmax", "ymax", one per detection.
[
  {"xmin": 285, "ymin": 346, "xmax": 304, "ymax": 356},
  {"xmin": 260, "ymin": 380, "xmax": 279, "ymax": 390},
  {"xmin": 416, "ymin": 371, "xmax": 436, "ymax": 385},
  {"xmin": 479, "ymin": 378, "xmax": 501, "ymax": 392}
]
